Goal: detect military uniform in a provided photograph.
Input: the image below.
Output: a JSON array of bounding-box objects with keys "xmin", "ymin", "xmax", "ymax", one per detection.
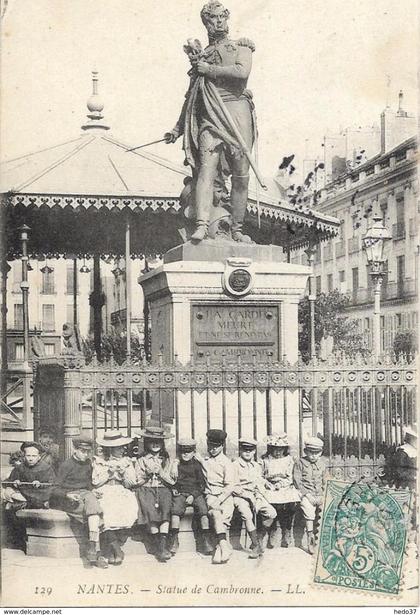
[{"xmin": 172, "ymin": 35, "xmax": 256, "ymax": 239}]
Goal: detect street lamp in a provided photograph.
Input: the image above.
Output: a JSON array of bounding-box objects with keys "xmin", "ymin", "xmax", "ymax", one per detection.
[{"xmin": 362, "ymin": 214, "xmax": 391, "ymax": 358}]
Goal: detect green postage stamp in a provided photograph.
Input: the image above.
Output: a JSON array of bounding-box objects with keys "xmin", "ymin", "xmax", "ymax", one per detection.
[{"xmin": 314, "ymin": 480, "xmax": 412, "ymax": 595}]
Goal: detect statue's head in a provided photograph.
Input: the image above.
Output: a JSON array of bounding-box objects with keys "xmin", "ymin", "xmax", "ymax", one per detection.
[{"xmin": 201, "ymin": 2, "xmax": 230, "ymax": 38}]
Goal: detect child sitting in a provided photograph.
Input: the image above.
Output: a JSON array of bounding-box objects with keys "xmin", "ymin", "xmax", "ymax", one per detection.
[
  {"xmin": 197, "ymin": 429, "xmax": 235, "ymax": 564},
  {"xmin": 167, "ymin": 438, "xmax": 213, "ymax": 556},
  {"xmin": 293, "ymin": 436, "xmax": 326, "ymax": 554},
  {"xmin": 49, "ymin": 435, "xmax": 107, "ymax": 568},
  {"xmin": 261, "ymin": 433, "xmax": 300, "ymax": 548},
  {"xmin": 3, "ymin": 441, "xmax": 55, "ymax": 510},
  {"xmin": 92, "ymin": 430, "xmax": 138, "ymax": 565},
  {"xmin": 232, "ymin": 438, "xmax": 276, "ymax": 558},
  {"xmin": 134, "ymin": 426, "xmax": 174, "ymax": 563}
]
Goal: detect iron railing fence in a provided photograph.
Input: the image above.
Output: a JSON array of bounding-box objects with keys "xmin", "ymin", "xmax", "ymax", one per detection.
[{"xmin": 34, "ymin": 352, "xmax": 417, "ymax": 469}]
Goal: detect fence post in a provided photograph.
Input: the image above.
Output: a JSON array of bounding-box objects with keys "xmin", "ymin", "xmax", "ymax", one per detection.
[{"xmin": 63, "ymin": 368, "xmax": 82, "ymax": 459}]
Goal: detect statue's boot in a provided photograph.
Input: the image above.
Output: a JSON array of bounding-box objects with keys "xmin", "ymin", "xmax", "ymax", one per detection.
[
  {"xmin": 232, "ymin": 230, "xmax": 252, "ymax": 243},
  {"xmin": 191, "ymin": 222, "xmax": 208, "ymax": 242},
  {"xmin": 231, "ymin": 174, "xmax": 252, "ymax": 243}
]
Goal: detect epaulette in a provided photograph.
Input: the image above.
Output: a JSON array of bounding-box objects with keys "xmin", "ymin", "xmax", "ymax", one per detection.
[{"xmin": 237, "ymin": 37, "xmax": 256, "ymax": 52}]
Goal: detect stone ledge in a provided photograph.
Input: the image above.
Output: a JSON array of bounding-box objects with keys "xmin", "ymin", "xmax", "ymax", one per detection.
[{"xmin": 164, "ymin": 240, "xmax": 286, "ymax": 265}]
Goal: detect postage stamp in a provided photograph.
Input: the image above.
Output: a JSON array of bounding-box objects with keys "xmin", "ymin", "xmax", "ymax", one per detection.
[{"xmin": 313, "ymin": 480, "xmax": 412, "ymax": 595}]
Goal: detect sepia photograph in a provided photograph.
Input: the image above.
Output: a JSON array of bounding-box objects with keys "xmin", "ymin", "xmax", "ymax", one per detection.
[{"xmin": 0, "ymin": 0, "xmax": 418, "ymax": 609}]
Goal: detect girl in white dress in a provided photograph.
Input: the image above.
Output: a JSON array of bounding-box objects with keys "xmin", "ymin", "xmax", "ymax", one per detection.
[
  {"xmin": 261, "ymin": 432, "xmax": 300, "ymax": 548},
  {"xmin": 92, "ymin": 430, "xmax": 138, "ymax": 565}
]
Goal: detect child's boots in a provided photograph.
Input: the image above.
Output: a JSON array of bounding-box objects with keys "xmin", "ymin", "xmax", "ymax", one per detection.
[
  {"xmin": 156, "ymin": 533, "xmax": 172, "ymax": 562},
  {"xmin": 201, "ymin": 530, "xmax": 214, "ymax": 555},
  {"xmin": 306, "ymin": 530, "xmax": 316, "ymax": 555},
  {"xmin": 281, "ymin": 528, "xmax": 292, "ymax": 548},
  {"xmin": 248, "ymin": 530, "xmax": 263, "ymax": 559},
  {"xmin": 167, "ymin": 530, "xmax": 179, "ymax": 556},
  {"xmin": 266, "ymin": 523, "xmax": 277, "ymax": 549}
]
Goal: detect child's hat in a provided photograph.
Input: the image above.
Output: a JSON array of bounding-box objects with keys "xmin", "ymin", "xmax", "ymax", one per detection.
[
  {"xmin": 96, "ymin": 430, "xmax": 133, "ymax": 447},
  {"xmin": 178, "ymin": 438, "xmax": 197, "ymax": 449},
  {"xmin": 404, "ymin": 426, "xmax": 417, "ymax": 441},
  {"xmin": 72, "ymin": 434, "xmax": 93, "ymax": 449},
  {"xmin": 264, "ymin": 432, "xmax": 289, "ymax": 447},
  {"xmin": 136, "ymin": 426, "xmax": 174, "ymax": 440},
  {"xmin": 207, "ymin": 429, "xmax": 227, "ymax": 444},
  {"xmin": 239, "ymin": 437, "xmax": 257, "ymax": 448},
  {"xmin": 304, "ymin": 436, "xmax": 324, "ymax": 452}
]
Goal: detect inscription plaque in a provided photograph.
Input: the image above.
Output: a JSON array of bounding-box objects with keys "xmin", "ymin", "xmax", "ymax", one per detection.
[{"xmin": 191, "ymin": 303, "xmax": 280, "ymax": 362}]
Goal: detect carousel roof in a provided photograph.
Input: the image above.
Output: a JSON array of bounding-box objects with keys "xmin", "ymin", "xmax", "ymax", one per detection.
[{"xmin": 1, "ymin": 72, "xmax": 339, "ymax": 259}]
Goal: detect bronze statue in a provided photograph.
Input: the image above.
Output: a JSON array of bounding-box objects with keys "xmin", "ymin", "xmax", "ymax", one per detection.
[{"xmin": 165, "ymin": 1, "xmax": 263, "ymax": 243}]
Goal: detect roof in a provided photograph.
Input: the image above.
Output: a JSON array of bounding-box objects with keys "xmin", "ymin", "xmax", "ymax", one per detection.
[
  {"xmin": 323, "ymin": 135, "xmax": 417, "ymax": 190},
  {"xmin": 1, "ymin": 132, "xmax": 187, "ymax": 198}
]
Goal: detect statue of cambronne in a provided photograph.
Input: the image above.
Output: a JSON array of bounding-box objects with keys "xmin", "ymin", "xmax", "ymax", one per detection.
[{"xmin": 165, "ymin": 1, "xmax": 263, "ymax": 244}]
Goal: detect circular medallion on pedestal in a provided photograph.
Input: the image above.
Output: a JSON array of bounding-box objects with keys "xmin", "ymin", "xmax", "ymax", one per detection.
[{"xmin": 222, "ymin": 263, "xmax": 254, "ymax": 297}]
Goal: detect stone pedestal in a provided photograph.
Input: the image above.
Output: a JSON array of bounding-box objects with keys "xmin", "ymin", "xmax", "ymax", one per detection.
[
  {"xmin": 139, "ymin": 240, "xmax": 310, "ymax": 450},
  {"xmin": 16, "ymin": 509, "xmax": 86, "ymax": 558}
]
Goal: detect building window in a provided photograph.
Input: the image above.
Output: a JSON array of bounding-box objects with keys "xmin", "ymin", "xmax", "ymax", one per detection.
[
  {"xmin": 327, "ymin": 273, "xmax": 333, "ymax": 292},
  {"xmin": 339, "ymin": 219, "xmax": 345, "ymax": 240},
  {"xmin": 397, "ymin": 255, "xmax": 405, "ymax": 295},
  {"xmin": 14, "ymin": 304, "xmax": 23, "ymax": 329},
  {"xmin": 380, "ymin": 200, "xmax": 388, "ymax": 224},
  {"xmin": 352, "ymin": 267, "xmax": 359, "ymax": 290},
  {"xmin": 42, "ymin": 304, "xmax": 55, "ymax": 332},
  {"xmin": 66, "ymin": 304, "xmax": 74, "ymax": 324},
  {"xmin": 15, "ymin": 343, "xmax": 24, "ymax": 360},
  {"xmin": 44, "ymin": 343, "xmax": 56, "ymax": 356},
  {"xmin": 339, "ymin": 270, "xmax": 345, "ymax": 283},
  {"xmin": 41, "ymin": 269, "xmax": 55, "ymax": 294},
  {"xmin": 66, "ymin": 263, "xmax": 78, "ymax": 295},
  {"xmin": 316, "ymin": 276, "xmax": 321, "ymax": 294},
  {"xmin": 395, "ymin": 313, "xmax": 402, "ymax": 328},
  {"xmin": 352, "ymin": 267, "xmax": 359, "ymax": 301}
]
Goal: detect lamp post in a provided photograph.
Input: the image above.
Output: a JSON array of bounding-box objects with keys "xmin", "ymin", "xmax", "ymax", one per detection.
[
  {"xmin": 19, "ymin": 224, "xmax": 32, "ymax": 428},
  {"xmin": 19, "ymin": 225, "xmax": 31, "ymax": 365},
  {"xmin": 362, "ymin": 215, "xmax": 391, "ymax": 358},
  {"xmin": 304, "ymin": 235, "xmax": 318, "ymax": 361}
]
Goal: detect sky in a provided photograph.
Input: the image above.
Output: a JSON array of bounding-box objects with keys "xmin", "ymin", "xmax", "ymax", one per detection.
[{"xmin": 1, "ymin": 0, "xmax": 418, "ymax": 179}]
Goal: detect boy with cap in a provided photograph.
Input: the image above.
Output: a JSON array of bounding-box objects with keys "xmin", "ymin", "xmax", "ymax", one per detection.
[
  {"xmin": 49, "ymin": 435, "xmax": 107, "ymax": 568},
  {"xmin": 232, "ymin": 438, "xmax": 276, "ymax": 558},
  {"xmin": 167, "ymin": 438, "xmax": 213, "ymax": 556},
  {"xmin": 197, "ymin": 429, "xmax": 236, "ymax": 564},
  {"xmin": 3, "ymin": 441, "xmax": 55, "ymax": 510},
  {"xmin": 293, "ymin": 436, "xmax": 326, "ymax": 554}
]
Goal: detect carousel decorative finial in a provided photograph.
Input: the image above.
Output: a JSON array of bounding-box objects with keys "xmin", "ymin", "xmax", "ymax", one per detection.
[{"xmin": 81, "ymin": 70, "xmax": 110, "ymax": 131}]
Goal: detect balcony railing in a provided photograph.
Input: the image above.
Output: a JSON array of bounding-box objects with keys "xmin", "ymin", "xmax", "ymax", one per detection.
[
  {"xmin": 348, "ymin": 237, "xmax": 359, "ymax": 254},
  {"xmin": 335, "ymin": 241, "xmax": 346, "ymax": 258},
  {"xmin": 323, "ymin": 244, "xmax": 333, "ymax": 261},
  {"xmin": 382, "ymin": 279, "xmax": 417, "ymax": 300},
  {"xmin": 392, "ymin": 222, "xmax": 406, "ymax": 241}
]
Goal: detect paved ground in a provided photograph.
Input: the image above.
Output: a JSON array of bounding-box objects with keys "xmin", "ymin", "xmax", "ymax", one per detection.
[{"xmin": 2, "ymin": 542, "xmax": 418, "ymax": 608}]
